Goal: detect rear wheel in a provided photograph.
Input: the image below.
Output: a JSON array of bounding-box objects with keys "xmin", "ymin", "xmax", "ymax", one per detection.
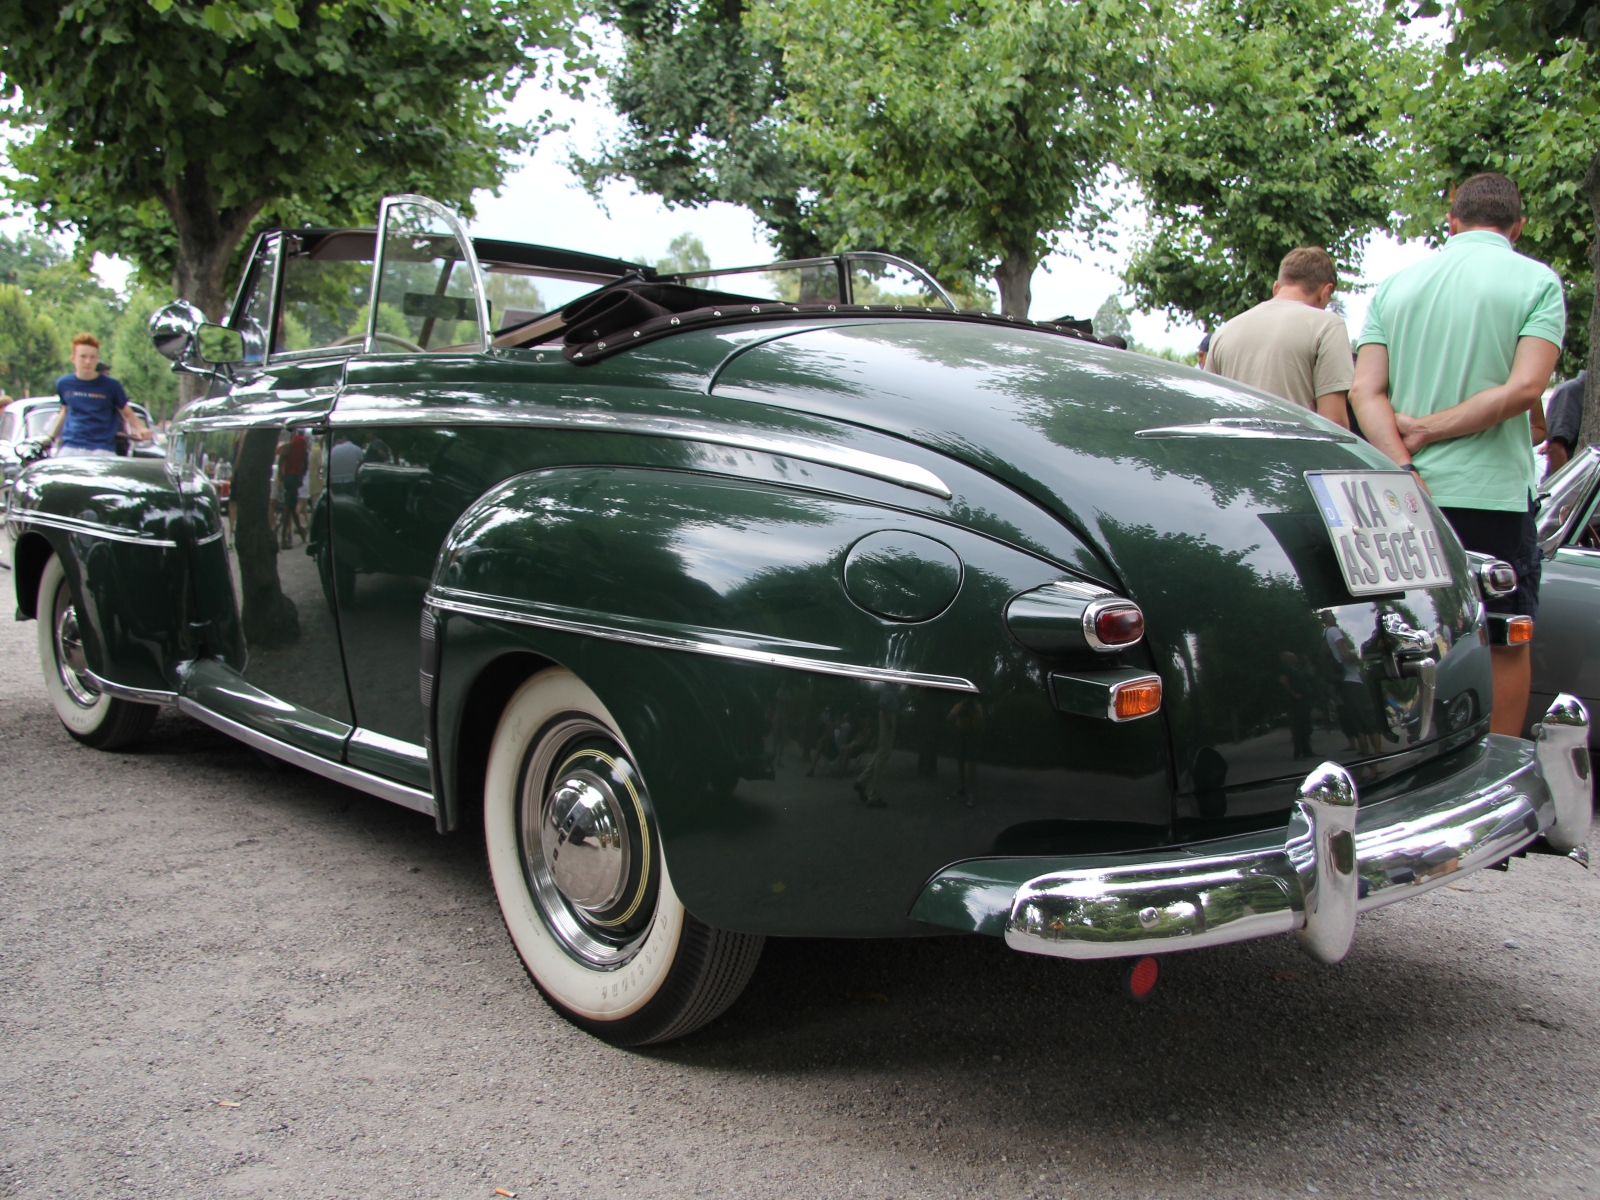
[
  {"xmin": 36, "ymin": 554, "xmax": 158, "ymax": 749},
  {"xmin": 484, "ymin": 667, "xmax": 763, "ymax": 1045}
]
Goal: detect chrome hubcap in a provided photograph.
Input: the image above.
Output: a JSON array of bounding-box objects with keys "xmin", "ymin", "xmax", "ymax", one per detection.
[
  {"xmin": 543, "ymin": 775, "xmax": 630, "ymax": 912},
  {"xmin": 520, "ymin": 716, "xmax": 657, "ymax": 968},
  {"xmin": 53, "ymin": 587, "xmax": 99, "ymax": 708}
]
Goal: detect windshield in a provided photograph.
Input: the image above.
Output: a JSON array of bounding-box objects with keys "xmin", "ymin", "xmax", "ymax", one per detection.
[{"xmin": 666, "ymin": 252, "xmax": 953, "ymax": 309}]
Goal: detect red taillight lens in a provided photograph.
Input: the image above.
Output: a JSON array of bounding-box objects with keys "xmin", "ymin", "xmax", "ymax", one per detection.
[
  {"xmin": 1126, "ymin": 955, "xmax": 1160, "ymax": 1000},
  {"xmin": 1093, "ymin": 604, "xmax": 1145, "ymax": 647},
  {"xmin": 1112, "ymin": 676, "xmax": 1162, "ymax": 721}
]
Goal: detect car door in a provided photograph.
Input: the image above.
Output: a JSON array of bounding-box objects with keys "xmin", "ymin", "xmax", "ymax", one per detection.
[
  {"xmin": 1530, "ymin": 447, "xmax": 1600, "ymax": 741},
  {"xmin": 325, "ymin": 196, "xmax": 495, "ymax": 789},
  {"xmin": 177, "ymin": 231, "xmax": 360, "ymax": 760}
]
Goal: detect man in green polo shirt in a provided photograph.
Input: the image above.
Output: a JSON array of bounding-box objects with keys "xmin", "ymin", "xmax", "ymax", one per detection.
[{"xmin": 1349, "ymin": 172, "xmax": 1564, "ymax": 738}]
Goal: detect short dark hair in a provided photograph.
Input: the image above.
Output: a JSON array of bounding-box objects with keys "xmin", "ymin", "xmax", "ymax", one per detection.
[
  {"xmin": 1450, "ymin": 173, "xmax": 1522, "ymax": 231},
  {"xmin": 1278, "ymin": 247, "xmax": 1337, "ymax": 291}
]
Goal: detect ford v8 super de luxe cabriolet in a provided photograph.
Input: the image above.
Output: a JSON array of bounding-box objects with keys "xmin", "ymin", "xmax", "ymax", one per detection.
[{"xmin": 6, "ymin": 195, "xmax": 1592, "ymax": 1045}]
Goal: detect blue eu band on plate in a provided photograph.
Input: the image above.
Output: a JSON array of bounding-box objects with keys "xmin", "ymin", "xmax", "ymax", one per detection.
[{"xmin": 1307, "ymin": 470, "xmax": 1454, "ymax": 595}]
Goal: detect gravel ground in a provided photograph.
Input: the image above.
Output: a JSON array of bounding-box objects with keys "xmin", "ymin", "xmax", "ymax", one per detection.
[{"xmin": 3, "ymin": 614, "xmax": 1599, "ymax": 1200}]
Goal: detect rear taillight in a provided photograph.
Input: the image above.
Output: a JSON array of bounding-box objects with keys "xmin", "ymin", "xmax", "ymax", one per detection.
[
  {"xmin": 1089, "ymin": 600, "xmax": 1145, "ymax": 649},
  {"xmin": 1006, "ymin": 580, "xmax": 1146, "ymax": 656}
]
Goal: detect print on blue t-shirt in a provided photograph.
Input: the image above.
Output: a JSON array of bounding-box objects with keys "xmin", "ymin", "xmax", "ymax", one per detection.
[{"xmin": 54, "ymin": 373, "xmax": 130, "ymax": 452}]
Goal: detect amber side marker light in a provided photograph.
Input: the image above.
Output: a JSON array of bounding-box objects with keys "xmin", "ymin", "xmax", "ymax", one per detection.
[
  {"xmin": 1112, "ymin": 676, "xmax": 1162, "ymax": 722},
  {"xmin": 1507, "ymin": 616, "xmax": 1534, "ymax": 645}
]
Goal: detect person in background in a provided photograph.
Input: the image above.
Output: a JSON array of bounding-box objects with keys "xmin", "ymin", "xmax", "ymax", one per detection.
[
  {"xmin": 1205, "ymin": 247, "xmax": 1352, "ymax": 428},
  {"xmin": 40, "ymin": 333, "xmax": 150, "ymax": 458},
  {"xmin": 1543, "ymin": 369, "xmax": 1584, "ymax": 473},
  {"xmin": 1196, "ymin": 331, "xmax": 1211, "ymax": 371},
  {"xmin": 275, "ymin": 427, "xmax": 310, "ymax": 547},
  {"xmin": 1349, "ymin": 172, "xmax": 1564, "ymax": 738}
]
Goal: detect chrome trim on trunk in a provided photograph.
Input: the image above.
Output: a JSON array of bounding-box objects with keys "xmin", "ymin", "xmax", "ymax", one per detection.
[
  {"xmin": 177, "ymin": 697, "xmax": 436, "ymax": 817},
  {"xmin": 328, "ymin": 405, "xmax": 954, "ymax": 499},
  {"xmin": 1135, "ymin": 417, "xmax": 1357, "ymax": 443},
  {"xmin": 427, "ymin": 588, "xmax": 980, "ymax": 693}
]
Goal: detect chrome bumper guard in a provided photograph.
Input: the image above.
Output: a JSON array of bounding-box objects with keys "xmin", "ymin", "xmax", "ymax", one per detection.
[{"xmin": 1006, "ymin": 694, "xmax": 1591, "ymax": 964}]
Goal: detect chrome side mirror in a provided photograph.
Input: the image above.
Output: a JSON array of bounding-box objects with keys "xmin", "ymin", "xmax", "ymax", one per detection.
[
  {"xmin": 150, "ymin": 300, "xmax": 207, "ymax": 361},
  {"xmin": 195, "ymin": 324, "xmax": 246, "ymax": 366}
]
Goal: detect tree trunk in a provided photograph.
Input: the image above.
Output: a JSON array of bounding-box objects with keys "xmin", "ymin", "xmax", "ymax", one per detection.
[
  {"xmin": 994, "ymin": 244, "xmax": 1035, "ymax": 318},
  {"xmin": 162, "ymin": 161, "xmax": 263, "ymax": 324},
  {"xmin": 1582, "ymin": 150, "xmax": 1600, "ymax": 454},
  {"xmin": 161, "ymin": 163, "xmax": 262, "ymax": 415}
]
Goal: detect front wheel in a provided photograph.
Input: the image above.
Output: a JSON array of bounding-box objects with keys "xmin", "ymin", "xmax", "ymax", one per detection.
[
  {"xmin": 35, "ymin": 553, "xmax": 158, "ymax": 749},
  {"xmin": 484, "ymin": 667, "xmax": 763, "ymax": 1045}
]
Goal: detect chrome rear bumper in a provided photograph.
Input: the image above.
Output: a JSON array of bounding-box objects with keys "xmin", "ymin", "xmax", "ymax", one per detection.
[{"xmin": 1006, "ymin": 695, "xmax": 1591, "ymax": 964}]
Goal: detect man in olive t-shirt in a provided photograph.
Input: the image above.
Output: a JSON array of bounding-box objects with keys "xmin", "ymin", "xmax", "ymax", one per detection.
[
  {"xmin": 1350, "ymin": 173, "xmax": 1565, "ymax": 738},
  {"xmin": 1206, "ymin": 246, "xmax": 1353, "ymax": 427}
]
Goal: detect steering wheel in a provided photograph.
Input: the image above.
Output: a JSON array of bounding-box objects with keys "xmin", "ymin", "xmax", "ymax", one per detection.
[{"xmin": 331, "ymin": 331, "xmax": 427, "ymax": 353}]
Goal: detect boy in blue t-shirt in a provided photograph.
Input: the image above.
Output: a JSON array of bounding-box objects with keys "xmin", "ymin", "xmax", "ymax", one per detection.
[{"xmin": 41, "ymin": 333, "xmax": 150, "ymax": 457}]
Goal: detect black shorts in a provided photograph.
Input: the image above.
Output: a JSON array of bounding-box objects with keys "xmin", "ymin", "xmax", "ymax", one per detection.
[{"xmin": 1440, "ymin": 502, "xmax": 1541, "ymax": 620}]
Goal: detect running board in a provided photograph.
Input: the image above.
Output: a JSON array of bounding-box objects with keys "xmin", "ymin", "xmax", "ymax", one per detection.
[{"xmin": 177, "ymin": 697, "xmax": 437, "ymax": 818}]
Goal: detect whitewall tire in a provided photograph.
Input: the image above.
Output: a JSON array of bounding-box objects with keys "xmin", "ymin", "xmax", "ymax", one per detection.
[
  {"xmin": 484, "ymin": 666, "xmax": 763, "ymax": 1045},
  {"xmin": 36, "ymin": 553, "xmax": 157, "ymax": 750}
]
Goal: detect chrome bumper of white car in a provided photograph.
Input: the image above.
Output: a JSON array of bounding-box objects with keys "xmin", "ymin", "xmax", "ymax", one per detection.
[{"xmin": 1006, "ymin": 695, "xmax": 1591, "ymax": 964}]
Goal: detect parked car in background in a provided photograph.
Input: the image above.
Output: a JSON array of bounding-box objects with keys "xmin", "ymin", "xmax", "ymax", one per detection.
[
  {"xmin": 5, "ymin": 194, "xmax": 1590, "ymax": 1047},
  {"xmin": 1532, "ymin": 444, "xmax": 1600, "ymax": 745}
]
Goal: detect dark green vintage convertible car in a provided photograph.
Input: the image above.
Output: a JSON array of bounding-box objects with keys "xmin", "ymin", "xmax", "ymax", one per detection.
[{"xmin": 6, "ymin": 195, "xmax": 1592, "ymax": 1044}]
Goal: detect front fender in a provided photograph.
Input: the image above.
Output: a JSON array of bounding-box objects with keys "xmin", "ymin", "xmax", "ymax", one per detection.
[
  {"xmin": 10, "ymin": 457, "xmax": 189, "ymax": 695},
  {"xmin": 430, "ymin": 466, "xmax": 1174, "ymax": 937}
]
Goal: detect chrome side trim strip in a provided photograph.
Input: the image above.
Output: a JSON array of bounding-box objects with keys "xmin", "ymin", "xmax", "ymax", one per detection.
[
  {"xmin": 16, "ymin": 510, "xmax": 178, "ymax": 548},
  {"xmin": 329, "ymin": 404, "xmax": 953, "ymax": 499},
  {"xmin": 428, "ymin": 589, "xmax": 980, "ymax": 693},
  {"xmin": 83, "ymin": 670, "xmax": 178, "ymax": 706},
  {"xmin": 1135, "ymin": 418, "xmax": 1356, "ymax": 443},
  {"xmin": 349, "ymin": 726, "xmax": 431, "ymax": 763},
  {"xmin": 177, "ymin": 697, "xmax": 437, "ymax": 816},
  {"xmin": 195, "ymin": 529, "xmax": 224, "ymax": 546}
]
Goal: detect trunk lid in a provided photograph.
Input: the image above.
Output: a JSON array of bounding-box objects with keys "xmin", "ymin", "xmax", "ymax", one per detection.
[{"xmin": 712, "ymin": 321, "xmax": 1491, "ymax": 824}]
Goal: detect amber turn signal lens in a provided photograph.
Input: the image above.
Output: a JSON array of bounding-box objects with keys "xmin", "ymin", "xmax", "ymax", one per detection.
[
  {"xmin": 1112, "ymin": 677, "xmax": 1162, "ymax": 721},
  {"xmin": 1093, "ymin": 604, "xmax": 1145, "ymax": 646},
  {"xmin": 1507, "ymin": 616, "xmax": 1533, "ymax": 644}
]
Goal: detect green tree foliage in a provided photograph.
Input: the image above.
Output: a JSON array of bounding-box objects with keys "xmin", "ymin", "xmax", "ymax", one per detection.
[
  {"xmin": 575, "ymin": 1, "xmax": 823, "ymax": 256},
  {"xmin": 1390, "ymin": 44, "xmax": 1600, "ymax": 375},
  {"xmin": 656, "ymin": 232, "xmax": 713, "ymax": 275},
  {"xmin": 0, "ymin": 0, "xmax": 586, "ymax": 323},
  {"xmin": 1125, "ymin": 0, "xmax": 1405, "ymax": 329},
  {"xmin": 757, "ymin": 0, "xmax": 1162, "ymax": 317},
  {"xmin": 1092, "ymin": 293, "xmax": 1134, "ymax": 342},
  {"xmin": 0, "ymin": 286, "xmax": 64, "ymax": 399},
  {"xmin": 0, "ymin": 232, "xmax": 182, "ymax": 415}
]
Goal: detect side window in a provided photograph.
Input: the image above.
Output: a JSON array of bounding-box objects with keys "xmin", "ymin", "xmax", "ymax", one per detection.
[
  {"xmin": 371, "ymin": 199, "xmax": 486, "ymax": 353},
  {"xmin": 274, "ymin": 231, "xmax": 377, "ymax": 357},
  {"xmin": 0, "ymin": 411, "xmax": 15, "ymax": 443},
  {"xmin": 232, "ymin": 238, "xmax": 279, "ymax": 367}
]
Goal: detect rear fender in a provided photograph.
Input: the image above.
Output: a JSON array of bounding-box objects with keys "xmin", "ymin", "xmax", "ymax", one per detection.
[
  {"xmin": 429, "ymin": 466, "xmax": 1174, "ymax": 937},
  {"xmin": 10, "ymin": 458, "xmax": 189, "ymax": 694}
]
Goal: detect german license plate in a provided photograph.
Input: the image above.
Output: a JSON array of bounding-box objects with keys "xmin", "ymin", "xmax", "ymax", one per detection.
[{"xmin": 1305, "ymin": 471, "xmax": 1454, "ymax": 595}]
